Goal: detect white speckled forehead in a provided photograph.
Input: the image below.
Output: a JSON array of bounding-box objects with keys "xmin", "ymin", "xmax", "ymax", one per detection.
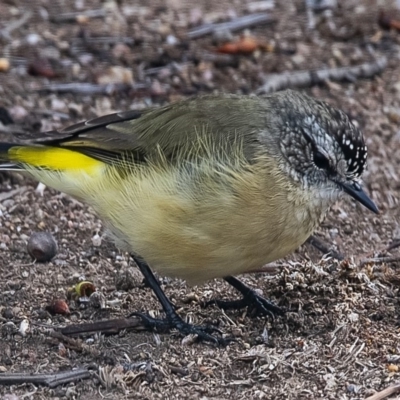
[
  {"xmin": 342, "ymin": 138, "xmax": 366, "ymax": 164},
  {"xmin": 335, "ymin": 123, "xmax": 367, "ymax": 178},
  {"xmin": 302, "ymin": 113, "xmax": 367, "ymax": 178}
]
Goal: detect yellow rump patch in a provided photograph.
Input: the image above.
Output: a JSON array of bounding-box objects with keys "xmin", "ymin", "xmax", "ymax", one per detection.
[{"xmin": 8, "ymin": 146, "xmax": 103, "ymax": 171}]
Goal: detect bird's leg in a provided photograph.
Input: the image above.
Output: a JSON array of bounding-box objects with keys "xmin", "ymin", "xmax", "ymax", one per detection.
[
  {"xmin": 207, "ymin": 276, "xmax": 285, "ymax": 318},
  {"xmin": 129, "ymin": 255, "xmax": 228, "ymax": 345}
]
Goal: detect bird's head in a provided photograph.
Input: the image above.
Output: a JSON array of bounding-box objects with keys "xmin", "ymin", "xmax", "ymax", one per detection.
[{"xmin": 270, "ymin": 90, "xmax": 378, "ymax": 214}]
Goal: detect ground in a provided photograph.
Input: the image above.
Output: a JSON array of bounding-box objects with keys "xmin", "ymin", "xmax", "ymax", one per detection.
[{"xmin": 0, "ymin": 0, "xmax": 399, "ymax": 399}]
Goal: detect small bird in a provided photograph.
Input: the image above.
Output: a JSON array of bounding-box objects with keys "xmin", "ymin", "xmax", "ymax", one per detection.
[{"xmin": 0, "ymin": 90, "xmax": 378, "ymax": 344}]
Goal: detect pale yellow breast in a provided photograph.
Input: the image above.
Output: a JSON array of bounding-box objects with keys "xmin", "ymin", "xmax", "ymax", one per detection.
[
  {"xmin": 68, "ymin": 156, "xmax": 328, "ymax": 285},
  {"xmin": 28, "ymin": 152, "xmax": 329, "ymax": 285}
]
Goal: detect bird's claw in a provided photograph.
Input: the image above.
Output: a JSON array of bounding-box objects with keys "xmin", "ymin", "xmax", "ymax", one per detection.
[
  {"xmin": 206, "ymin": 291, "xmax": 285, "ymax": 319},
  {"xmin": 129, "ymin": 311, "xmax": 231, "ymax": 346}
]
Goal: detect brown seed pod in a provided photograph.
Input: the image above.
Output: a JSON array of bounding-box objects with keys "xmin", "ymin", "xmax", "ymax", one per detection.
[
  {"xmin": 46, "ymin": 299, "xmax": 70, "ymax": 315},
  {"xmin": 74, "ymin": 281, "xmax": 96, "ymax": 297}
]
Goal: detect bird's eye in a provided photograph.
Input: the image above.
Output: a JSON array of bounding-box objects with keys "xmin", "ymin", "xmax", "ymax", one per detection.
[{"xmin": 313, "ymin": 150, "xmax": 330, "ymax": 170}]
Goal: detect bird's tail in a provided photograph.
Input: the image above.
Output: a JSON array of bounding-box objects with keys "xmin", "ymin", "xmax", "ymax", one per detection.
[
  {"xmin": 0, "ymin": 142, "xmax": 104, "ymax": 172},
  {"xmin": 0, "ymin": 141, "xmax": 108, "ymax": 201},
  {"xmin": 0, "ymin": 143, "xmax": 24, "ymax": 170}
]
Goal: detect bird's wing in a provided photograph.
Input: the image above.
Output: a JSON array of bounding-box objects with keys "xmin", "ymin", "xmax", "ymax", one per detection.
[{"xmin": 17, "ymin": 95, "xmax": 266, "ymax": 167}]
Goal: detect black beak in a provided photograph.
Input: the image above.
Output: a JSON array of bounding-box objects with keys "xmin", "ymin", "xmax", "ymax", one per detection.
[{"xmin": 340, "ymin": 181, "xmax": 379, "ymax": 214}]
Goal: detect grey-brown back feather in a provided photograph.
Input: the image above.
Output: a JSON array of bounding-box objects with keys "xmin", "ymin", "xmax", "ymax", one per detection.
[{"xmin": 19, "ymin": 94, "xmax": 272, "ymax": 165}]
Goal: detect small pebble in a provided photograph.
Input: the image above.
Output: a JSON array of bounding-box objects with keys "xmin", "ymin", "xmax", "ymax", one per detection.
[
  {"xmin": 25, "ymin": 33, "xmax": 42, "ymax": 45},
  {"xmin": 19, "ymin": 319, "xmax": 29, "ymax": 336},
  {"xmin": 0, "ymin": 107, "xmax": 14, "ymax": 125},
  {"xmin": 2, "ymin": 308, "xmax": 13, "ymax": 319},
  {"xmin": 166, "ymin": 34, "xmax": 179, "ymax": 45},
  {"xmin": 347, "ymin": 384, "xmax": 358, "ymax": 393},
  {"xmin": 91, "ymin": 233, "xmax": 102, "ymax": 247},
  {"xmin": 115, "ymin": 269, "xmax": 138, "ymax": 291},
  {"xmin": 0, "ymin": 58, "xmax": 10, "ymax": 72},
  {"xmin": 387, "ymin": 364, "xmax": 399, "ymax": 372},
  {"xmin": 182, "ymin": 292, "xmax": 199, "ymax": 304},
  {"xmin": 27, "ymin": 231, "xmax": 58, "ymax": 262},
  {"xmin": 89, "ymin": 291, "xmax": 106, "ymax": 309}
]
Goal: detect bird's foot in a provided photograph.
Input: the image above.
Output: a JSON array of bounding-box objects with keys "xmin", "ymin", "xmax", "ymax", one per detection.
[
  {"xmin": 130, "ymin": 256, "xmax": 231, "ymax": 345},
  {"xmin": 129, "ymin": 311, "xmax": 231, "ymax": 346},
  {"xmin": 207, "ymin": 288, "xmax": 285, "ymax": 319}
]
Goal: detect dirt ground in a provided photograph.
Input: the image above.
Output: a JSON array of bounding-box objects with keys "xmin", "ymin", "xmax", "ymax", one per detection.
[{"xmin": 0, "ymin": 0, "xmax": 399, "ymax": 399}]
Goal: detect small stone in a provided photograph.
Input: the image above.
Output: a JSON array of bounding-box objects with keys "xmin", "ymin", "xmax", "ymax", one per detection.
[
  {"xmin": 2, "ymin": 321, "xmax": 17, "ymax": 335},
  {"xmin": 25, "ymin": 33, "xmax": 42, "ymax": 45},
  {"xmin": 27, "ymin": 232, "xmax": 58, "ymax": 262},
  {"xmin": 387, "ymin": 364, "xmax": 399, "ymax": 372},
  {"xmin": 91, "ymin": 233, "xmax": 102, "ymax": 247},
  {"xmin": 76, "ymin": 14, "xmax": 89, "ymax": 24},
  {"xmin": 346, "ymin": 384, "xmax": 359, "ymax": 393},
  {"xmin": 181, "ymin": 334, "xmax": 198, "ymax": 346},
  {"xmin": 2, "ymin": 308, "xmax": 13, "ymax": 319},
  {"xmin": 19, "ymin": 319, "xmax": 29, "ymax": 336},
  {"xmin": 348, "ymin": 312, "xmax": 359, "ymax": 322},
  {"xmin": 96, "ymin": 66, "xmax": 133, "ymax": 85},
  {"xmin": 343, "ymin": 225, "xmax": 353, "ymax": 235},
  {"xmin": 166, "ymin": 34, "xmax": 179, "ymax": 45},
  {"xmin": 115, "ymin": 269, "xmax": 139, "ymax": 291},
  {"xmin": 36, "ymin": 308, "xmax": 51, "ymax": 319},
  {"xmin": 0, "ymin": 58, "xmax": 10, "ymax": 72},
  {"xmin": 0, "ymin": 107, "xmax": 13, "ymax": 125},
  {"xmin": 182, "ymin": 292, "xmax": 199, "ymax": 304},
  {"xmin": 89, "ymin": 291, "xmax": 106, "ymax": 309}
]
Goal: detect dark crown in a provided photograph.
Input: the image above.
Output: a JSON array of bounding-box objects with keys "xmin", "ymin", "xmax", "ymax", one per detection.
[{"xmin": 274, "ymin": 90, "xmax": 368, "ymax": 181}]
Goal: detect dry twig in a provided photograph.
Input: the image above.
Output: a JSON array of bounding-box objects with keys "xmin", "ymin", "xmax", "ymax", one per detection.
[
  {"xmin": 358, "ymin": 256, "xmax": 400, "ymax": 268},
  {"xmin": 0, "ymin": 187, "xmax": 29, "ymax": 202},
  {"xmin": 365, "ymin": 383, "xmax": 400, "ymax": 400},
  {"xmin": 36, "ymin": 82, "xmax": 145, "ymax": 95},
  {"xmin": 257, "ymin": 57, "xmax": 387, "ymax": 94},
  {"xmin": 306, "ymin": 0, "xmax": 337, "ymax": 12},
  {"xmin": 59, "ymin": 317, "xmax": 144, "ymax": 337},
  {"xmin": 187, "ymin": 13, "xmax": 274, "ymax": 39},
  {"xmin": 385, "ymin": 240, "xmax": 400, "ymax": 252},
  {"xmin": 0, "ymin": 11, "xmax": 32, "ymax": 41},
  {"xmin": 0, "ymin": 369, "xmax": 91, "ymax": 388},
  {"xmin": 306, "ymin": 235, "xmax": 345, "ymax": 260},
  {"xmin": 49, "ymin": 9, "xmax": 106, "ymax": 23},
  {"xmin": 77, "ymin": 36, "xmax": 135, "ymax": 45}
]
